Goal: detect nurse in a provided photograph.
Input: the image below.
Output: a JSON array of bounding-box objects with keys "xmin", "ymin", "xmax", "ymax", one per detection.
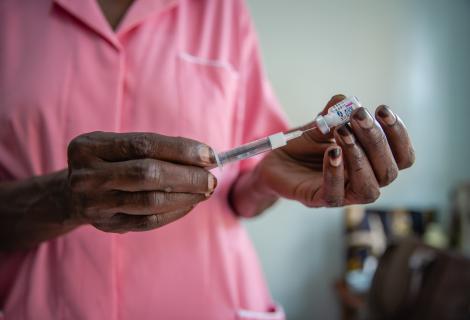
[{"xmin": 0, "ymin": 0, "xmax": 415, "ymax": 319}]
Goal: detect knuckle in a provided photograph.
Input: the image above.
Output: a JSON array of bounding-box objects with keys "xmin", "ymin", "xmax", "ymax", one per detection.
[
  {"xmin": 303, "ymin": 201, "xmax": 317, "ymax": 208},
  {"xmin": 163, "ymin": 192, "xmax": 183, "ymax": 204},
  {"xmin": 304, "ymin": 193, "xmax": 322, "ymax": 208},
  {"xmin": 350, "ymin": 184, "xmax": 380, "ymax": 204},
  {"xmin": 130, "ymin": 134, "xmax": 155, "ymax": 158},
  {"xmin": 350, "ymin": 149, "xmax": 367, "ymax": 165},
  {"xmin": 141, "ymin": 192, "xmax": 158, "ymax": 208},
  {"xmin": 67, "ymin": 139, "xmax": 80, "ymax": 159},
  {"xmin": 294, "ymin": 184, "xmax": 320, "ymax": 208},
  {"xmin": 140, "ymin": 159, "xmax": 161, "ymax": 181},
  {"xmin": 189, "ymin": 170, "xmax": 206, "ymax": 189},
  {"xmin": 324, "ymin": 197, "xmax": 344, "ymax": 207},
  {"xmin": 399, "ymin": 147, "xmax": 416, "ymax": 169},
  {"xmin": 380, "ymin": 166, "xmax": 399, "ymax": 186},
  {"xmin": 327, "ymin": 174, "xmax": 344, "ymax": 188},
  {"xmin": 67, "ymin": 132, "xmax": 101, "ymax": 164},
  {"xmin": 85, "ymin": 131, "xmax": 105, "ymax": 142},
  {"xmin": 322, "ymin": 178, "xmax": 344, "ymax": 207},
  {"xmin": 95, "ymin": 225, "xmax": 127, "ymax": 234},
  {"xmin": 143, "ymin": 214, "xmax": 162, "ymax": 229},
  {"xmin": 399, "ymin": 160, "xmax": 413, "ymax": 170},
  {"xmin": 175, "ymin": 136, "xmax": 205, "ymax": 163},
  {"xmin": 93, "ymin": 214, "xmax": 130, "ymax": 234},
  {"xmin": 174, "ymin": 136, "xmax": 187, "ymax": 154},
  {"xmin": 92, "ymin": 222, "xmax": 107, "ymax": 231},
  {"xmin": 367, "ymin": 129, "xmax": 387, "ymax": 149},
  {"xmin": 362, "ymin": 187, "xmax": 380, "ymax": 203},
  {"xmin": 174, "ymin": 136, "xmax": 193, "ymax": 156},
  {"xmin": 67, "ymin": 137, "xmax": 87, "ymax": 163},
  {"xmin": 149, "ymin": 192, "xmax": 164, "ymax": 208}
]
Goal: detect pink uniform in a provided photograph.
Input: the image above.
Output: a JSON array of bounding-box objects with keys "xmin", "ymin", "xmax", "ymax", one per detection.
[{"xmin": 0, "ymin": 0, "xmax": 289, "ymax": 319}]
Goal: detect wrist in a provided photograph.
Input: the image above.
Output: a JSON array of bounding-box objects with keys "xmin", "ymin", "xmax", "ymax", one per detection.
[
  {"xmin": 249, "ymin": 163, "xmax": 279, "ymax": 199},
  {"xmin": 229, "ymin": 163, "xmax": 279, "ymax": 218},
  {"xmin": 0, "ymin": 169, "xmax": 84, "ymax": 251},
  {"xmin": 56, "ymin": 170, "xmax": 86, "ymax": 228}
]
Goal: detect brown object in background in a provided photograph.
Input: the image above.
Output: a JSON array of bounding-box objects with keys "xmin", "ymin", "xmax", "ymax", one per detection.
[
  {"xmin": 337, "ymin": 207, "xmax": 439, "ymax": 320},
  {"xmin": 449, "ymin": 183, "xmax": 470, "ymax": 253},
  {"xmin": 368, "ymin": 237, "xmax": 470, "ymax": 320}
]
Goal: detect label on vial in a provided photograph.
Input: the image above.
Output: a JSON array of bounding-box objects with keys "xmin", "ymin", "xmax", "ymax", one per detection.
[
  {"xmin": 328, "ymin": 100, "xmax": 355, "ymax": 123},
  {"xmin": 326, "ymin": 97, "xmax": 361, "ymax": 126}
]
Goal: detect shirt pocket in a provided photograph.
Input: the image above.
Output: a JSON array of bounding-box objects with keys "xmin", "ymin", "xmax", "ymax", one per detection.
[
  {"xmin": 176, "ymin": 52, "xmax": 239, "ymax": 152},
  {"xmin": 236, "ymin": 304, "xmax": 286, "ymax": 320}
]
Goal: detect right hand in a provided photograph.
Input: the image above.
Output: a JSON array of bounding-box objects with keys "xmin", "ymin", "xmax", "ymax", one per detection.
[{"xmin": 66, "ymin": 132, "xmax": 217, "ymax": 233}]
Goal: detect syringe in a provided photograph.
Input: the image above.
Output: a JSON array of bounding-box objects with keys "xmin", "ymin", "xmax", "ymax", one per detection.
[{"xmin": 214, "ymin": 96, "xmax": 362, "ymax": 167}]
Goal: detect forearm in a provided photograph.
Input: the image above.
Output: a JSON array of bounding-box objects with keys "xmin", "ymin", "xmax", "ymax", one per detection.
[
  {"xmin": 0, "ymin": 169, "xmax": 81, "ymax": 251},
  {"xmin": 229, "ymin": 166, "xmax": 279, "ymax": 218}
]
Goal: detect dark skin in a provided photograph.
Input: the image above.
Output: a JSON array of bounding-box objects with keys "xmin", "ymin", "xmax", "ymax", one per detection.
[
  {"xmin": 96, "ymin": 0, "xmax": 134, "ymax": 30},
  {"xmin": 0, "ymin": 133, "xmax": 217, "ymax": 250},
  {"xmin": 231, "ymin": 95, "xmax": 415, "ymax": 217},
  {"xmin": 0, "ymin": 3, "xmax": 415, "ymax": 251}
]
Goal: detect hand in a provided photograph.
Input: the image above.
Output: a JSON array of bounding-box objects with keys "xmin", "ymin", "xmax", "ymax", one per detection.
[
  {"xmin": 256, "ymin": 95, "xmax": 415, "ymax": 207},
  {"xmin": 66, "ymin": 132, "xmax": 217, "ymax": 233}
]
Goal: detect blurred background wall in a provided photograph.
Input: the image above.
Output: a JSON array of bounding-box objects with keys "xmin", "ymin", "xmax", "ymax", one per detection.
[{"xmin": 243, "ymin": 0, "xmax": 470, "ymax": 319}]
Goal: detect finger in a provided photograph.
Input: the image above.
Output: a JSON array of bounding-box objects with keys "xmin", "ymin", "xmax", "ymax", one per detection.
[
  {"xmin": 375, "ymin": 106, "xmax": 416, "ymax": 169},
  {"xmin": 69, "ymin": 159, "xmax": 217, "ymax": 194},
  {"xmin": 283, "ymin": 94, "xmax": 346, "ymax": 158},
  {"xmin": 87, "ymin": 191, "xmax": 207, "ymax": 216},
  {"xmin": 69, "ymin": 132, "xmax": 216, "ymax": 167},
  {"xmin": 320, "ymin": 94, "xmax": 348, "ymax": 116},
  {"xmin": 334, "ymin": 125, "xmax": 381, "ymax": 204},
  {"xmin": 320, "ymin": 146, "xmax": 345, "ymax": 207},
  {"xmin": 349, "ymin": 107, "xmax": 399, "ymax": 186},
  {"xmin": 93, "ymin": 207, "xmax": 194, "ymax": 233}
]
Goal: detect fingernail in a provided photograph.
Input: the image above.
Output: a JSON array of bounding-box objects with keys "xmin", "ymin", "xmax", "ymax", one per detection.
[
  {"xmin": 336, "ymin": 125, "xmax": 355, "ymax": 145},
  {"xmin": 331, "ymin": 94, "xmax": 346, "ymax": 101},
  {"xmin": 377, "ymin": 105, "xmax": 397, "ymax": 126},
  {"xmin": 198, "ymin": 145, "xmax": 215, "ymax": 165},
  {"xmin": 328, "ymin": 147, "xmax": 342, "ymax": 167},
  {"xmin": 353, "ymin": 108, "xmax": 374, "ymax": 129},
  {"xmin": 208, "ymin": 174, "xmax": 217, "ymax": 192},
  {"xmin": 205, "ymin": 175, "xmax": 217, "ymax": 198}
]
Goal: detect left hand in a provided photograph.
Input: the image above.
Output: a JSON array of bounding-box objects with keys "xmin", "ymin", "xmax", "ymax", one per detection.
[{"xmin": 256, "ymin": 94, "xmax": 415, "ymax": 207}]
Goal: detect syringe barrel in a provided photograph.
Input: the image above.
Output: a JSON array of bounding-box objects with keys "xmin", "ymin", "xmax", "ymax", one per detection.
[
  {"xmin": 216, "ymin": 137, "xmax": 272, "ymax": 167},
  {"xmin": 214, "ymin": 96, "xmax": 362, "ymax": 167}
]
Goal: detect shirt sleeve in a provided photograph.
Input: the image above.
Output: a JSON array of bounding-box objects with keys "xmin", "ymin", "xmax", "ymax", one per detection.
[{"xmin": 234, "ymin": 0, "xmax": 290, "ymax": 173}]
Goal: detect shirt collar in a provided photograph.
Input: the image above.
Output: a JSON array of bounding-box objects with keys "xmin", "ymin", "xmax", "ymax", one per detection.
[
  {"xmin": 53, "ymin": 0, "xmax": 177, "ymax": 49},
  {"xmin": 117, "ymin": 0, "xmax": 177, "ymax": 33}
]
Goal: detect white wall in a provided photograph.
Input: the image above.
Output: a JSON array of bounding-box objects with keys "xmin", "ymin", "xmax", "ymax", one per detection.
[{"xmin": 244, "ymin": 1, "xmax": 470, "ymax": 319}]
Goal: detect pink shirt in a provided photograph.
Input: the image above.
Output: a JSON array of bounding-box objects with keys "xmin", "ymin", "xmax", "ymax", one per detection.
[{"xmin": 0, "ymin": 0, "xmax": 289, "ymax": 319}]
